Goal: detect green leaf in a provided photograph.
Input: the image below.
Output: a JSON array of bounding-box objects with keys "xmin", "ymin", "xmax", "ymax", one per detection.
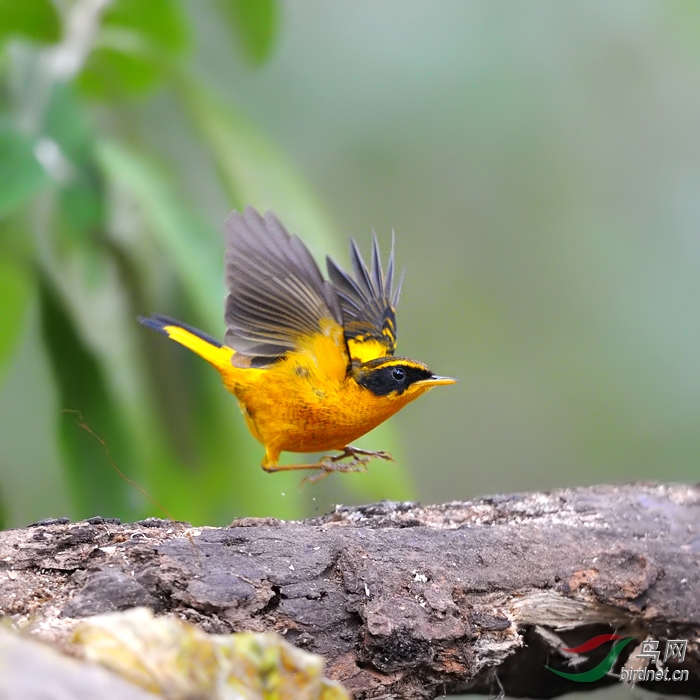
[
  {"xmin": 59, "ymin": 168, "xmax": 104, "ymax": 244},
  {"xmin": 0, "ymin": 0, "xmax": 60, "ymax": 45},
  {"xmin": 44, "ymin": 83, "xmax": 95, "ymax": 162},
  {"xmin": 96, "ymin": 139, "xmax": 223, "ymax": 330},
  {"xmin": 0, "ymin": 119, "xmax": 51, "ymax": 218},
  {"xmin": 0, "ymin": 256, "xmax": 31, "ymax": 387},
  {"xmin": 103, "ymin": 0, "xmax": 189, "ymax": 54},
  {"xmin": 39, "ymin": 280, "xmax": 135, "ymax": 520},
  {"xmin": 217, "ymin": 0, "xmax": 279, "ymax": 66},
  {"xmin": 42, "ymin": 84, "xmax": 105, "ymax": 244},
  {"xmin": 0, "ymin": 305, "xmax": 74, "ymax": 528},
  {"xmin": 78, "ymin": 0, "xmax": 190, "ymax": 99},
  {"xmin": 32, "ymin": 184, "xmax": 160, "ymax": 521},
  {"xmin": 77, "ymin": 48, "xmax": 164, "ymax": 100},
  {"xmin": 96, "ymin": 139, "xmax": 305, "ymax": 520}
]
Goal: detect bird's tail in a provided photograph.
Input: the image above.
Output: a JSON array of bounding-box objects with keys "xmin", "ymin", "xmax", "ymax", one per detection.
[{"xmin": 139, "ymin": 315, "xmax": 234, "ymax": 372}]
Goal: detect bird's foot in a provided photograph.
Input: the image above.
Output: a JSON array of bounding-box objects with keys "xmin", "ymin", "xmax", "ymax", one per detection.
[
  {"xmin": 302, "ymin": 458, "xmax": 368, "ymax": 485},
  {"xmin": 332, "ymin": 445, "xmax": 394, "ymax": 463},
  {"xmin": 301, "ymin": 446, "xmax": 394, "ymax": 484}
]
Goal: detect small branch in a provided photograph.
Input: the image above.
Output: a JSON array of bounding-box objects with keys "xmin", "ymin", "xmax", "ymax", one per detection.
[{"xmin": 0, "ymin": 483, "xmax": 698, "ymax": 698}]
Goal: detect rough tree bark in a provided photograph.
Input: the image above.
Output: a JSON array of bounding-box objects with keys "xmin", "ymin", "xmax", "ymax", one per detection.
[{"xmin": 0, "ymin": 483, "xmax": 698, "ymax": 699}]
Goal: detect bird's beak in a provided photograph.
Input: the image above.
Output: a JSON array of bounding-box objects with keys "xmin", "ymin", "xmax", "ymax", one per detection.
[{"xmin": 416, "ymin": 375, "xmax": 457, "ymax": 387}]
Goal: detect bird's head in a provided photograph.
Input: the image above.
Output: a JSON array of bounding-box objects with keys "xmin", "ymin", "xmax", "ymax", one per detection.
[{"xmin": 352, "ymin": 356, "xmax": 456, "ymax": 404}]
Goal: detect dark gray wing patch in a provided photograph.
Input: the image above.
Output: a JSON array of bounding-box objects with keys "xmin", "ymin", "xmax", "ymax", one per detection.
[
  {"xmin": 224, "ymin": 207, "xmax": 343, "ymax": 367},
  {"xmin": 326, "ymin": 232, "xmax": 403, "ymax": 355}
]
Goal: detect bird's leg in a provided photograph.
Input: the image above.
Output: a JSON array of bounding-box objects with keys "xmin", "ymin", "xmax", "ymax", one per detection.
[
  {"xmin": 261, "ymin": 445, "xmax": 393, "ymax": 484},
  {"xmin": 300, "ymin": 458, "xmax": 367, "ymax": 485},
  {"xmin": 301, "ymin": 446, "xmax": 394, "ymax": 484}
]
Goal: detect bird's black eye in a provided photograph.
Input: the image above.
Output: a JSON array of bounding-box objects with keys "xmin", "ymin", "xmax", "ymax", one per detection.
[
  {"xmin": 392, "ymin": 367, "xmax": 406, "ymax": 382},
  {"xmin": 356, "ymin": 360, "xmax": 434, "ymax": 396}
]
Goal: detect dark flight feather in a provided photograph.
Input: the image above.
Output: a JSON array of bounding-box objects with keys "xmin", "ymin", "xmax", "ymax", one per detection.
[
  {"xmin": 224, "ymin": 207, "xmax": 344, "ymax": 367},
  {"xmin": 138, "ymin": 314, "xmax": 223, "ymax": 347},
  {"xmin": 326, "ymin": 231, "xmax": 401, "ymax": 356}
]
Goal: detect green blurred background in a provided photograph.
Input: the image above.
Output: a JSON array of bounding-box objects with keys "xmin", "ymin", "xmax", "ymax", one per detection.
[{"xmin": 1, "ymin": 0, "xmax": 699, "ymax": 528}]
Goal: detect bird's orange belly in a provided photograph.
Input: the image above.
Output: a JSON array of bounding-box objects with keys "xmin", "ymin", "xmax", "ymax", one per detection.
[
  {"xmin": 249, "ymin": 394, "xmax": 387, "ymax": 453},
  {"xmin": 230, "ymin": 376, "xmax": 398, "ymax": 454}
]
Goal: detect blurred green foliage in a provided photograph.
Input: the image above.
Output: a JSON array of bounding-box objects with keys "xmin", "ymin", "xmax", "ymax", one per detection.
[
  {"xmin": 213, "ymin": 1, "xmax": 700, "ymax": 512},
  {"xmin": 4, "ymin": 1, "xmax": 698, "ymax": 535},
  {"xmin": 0, "ymin": 0, "xmax": 411, "ymax": 528},
  {"xmin": 0, "ymin": 0, "xmax": 60, "ymax": 44}
]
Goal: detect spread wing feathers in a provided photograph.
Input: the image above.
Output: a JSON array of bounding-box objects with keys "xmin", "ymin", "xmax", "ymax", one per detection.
[
  {"xmin": 326, "ymin": 231, "xmax": 403, "ymax": 358},
  {"xmin": 224, "ymin": 207, "xmax": 344, "ymax": 367}
]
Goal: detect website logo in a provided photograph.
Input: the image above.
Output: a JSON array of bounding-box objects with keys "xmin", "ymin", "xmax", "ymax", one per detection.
[
  {"xmin": 620, "ymin": 639, "xmax": 689, "ymax": 683},
  {"xmin": 545, "ymin": 635, "xmax": 689, "ymax": 683},
  {"xmin": 545, "ymin": 634, "xmax": 633, "ymax": 682}
]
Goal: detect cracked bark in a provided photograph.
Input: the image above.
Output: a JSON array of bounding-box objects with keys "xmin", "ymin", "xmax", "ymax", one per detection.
[{"xmin": 0, "ymin": 483, "xmax": 699, "ymax": 699}]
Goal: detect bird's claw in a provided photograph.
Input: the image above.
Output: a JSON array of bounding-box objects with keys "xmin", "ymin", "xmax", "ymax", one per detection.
[
  {"xmin": 333, "ymin": 446, "xmax": 394, "ymax": 463},
  {"xmin": 302, "ymin": 459, "xmax": 368, "ymax": 485},
  {"xmin": 301, "ymin": 446, "xmax": 394, "ymax": 484}
]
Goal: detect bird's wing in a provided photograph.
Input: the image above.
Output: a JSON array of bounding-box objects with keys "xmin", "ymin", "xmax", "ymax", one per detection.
[
  {"xmin": 224, "ymin": 207, "xmax": 347, "ymax": 369},
  {"xmin": 326, "ymin": 233, "xmax": 403, "ymax": 363}
]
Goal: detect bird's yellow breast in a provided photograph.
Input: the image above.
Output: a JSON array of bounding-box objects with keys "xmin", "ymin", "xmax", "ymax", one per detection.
[{"xmin": 220, "ymin": 330, "xmax": 424, "ymax": 455}]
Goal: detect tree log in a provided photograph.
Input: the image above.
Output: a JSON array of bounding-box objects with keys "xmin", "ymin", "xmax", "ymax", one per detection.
[{"xmin": 0, "ymin": 483, "xmax": 698, "ymax": 698}]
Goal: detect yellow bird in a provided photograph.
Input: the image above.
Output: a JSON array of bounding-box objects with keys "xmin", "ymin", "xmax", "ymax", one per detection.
[{"xmin": 140, "ymin": 207, "xmax": 455, "ymax": 479}]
